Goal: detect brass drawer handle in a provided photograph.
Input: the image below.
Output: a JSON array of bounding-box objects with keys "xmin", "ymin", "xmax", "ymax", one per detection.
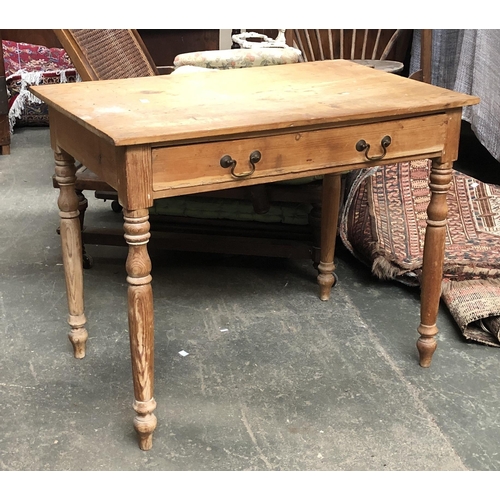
[
  {"xmin": 356, "ymin": 135, "xmax": 392, "ymax": 161},
  {"xmin": 220, "ymin": 150, "xmax": 261, "ymax": 178},
  {"xmin": 219, "ymin": 154, "xmax": 236, "ymax": 169}
]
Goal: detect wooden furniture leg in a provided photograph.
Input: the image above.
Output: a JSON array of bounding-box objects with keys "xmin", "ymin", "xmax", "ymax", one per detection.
[
  {"xmin": 54, "ymin": 149, "xmax": 88, "ymax": 358},
  {"xmin": 417, "ymin": 158, "xmax": 453, "ymax": 367},
  {"xmin": 75, "ymin": 189, "xmax": 94, "ymax": 269},
  {"xmin": 317, "ymin": 173, "xmax": 342, "ymax": 301},
  {"xmin": 308, "ymin": 201, "xmax": 322, "ymax": 270},
  {"xmin": 0, "ymin": 34, "xmax": 11, "ymax": 156},
  {"xmin": 0, "ymin": 111, "xmax": 10, "ymax": 155},
  {"xmin": 123, "ymin": 208, "xmax": 157, "ymax": 451}
]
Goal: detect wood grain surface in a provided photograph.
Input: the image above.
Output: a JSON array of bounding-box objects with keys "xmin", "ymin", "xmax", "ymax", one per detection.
[{"xmin": 31, "ymin": 60, "xmax": 479, "ymax": 147}]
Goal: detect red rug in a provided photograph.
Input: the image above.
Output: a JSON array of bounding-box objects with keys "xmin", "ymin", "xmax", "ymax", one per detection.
[{"xmin": 2, "ymin": 39, "xmax": 79, "ymax": 130}]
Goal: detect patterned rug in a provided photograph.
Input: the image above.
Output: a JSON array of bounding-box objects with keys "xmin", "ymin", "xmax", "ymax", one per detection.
[
  {"xmin": 2, "ymin": 39, "xmax": 79, "ymax": 131},
  {"xmin": 340, "ymin": 159, "xmax": 500, "ymax": 346}
]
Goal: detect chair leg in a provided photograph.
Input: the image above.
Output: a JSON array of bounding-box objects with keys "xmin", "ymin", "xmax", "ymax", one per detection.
[
  {"xmin": 248, "ymin": 185, "xmax": 271, "ymax": 214},
  {"xmin": 309, "ymin": 202, "xmax": 322, "ymax": 269},
  {"xmin": 75, "ymin": 190, "xmax": 93, "ymax": 269},
  {"xmin": 76, "ymin": 189, "xmax": 87, "ymax": 229}
]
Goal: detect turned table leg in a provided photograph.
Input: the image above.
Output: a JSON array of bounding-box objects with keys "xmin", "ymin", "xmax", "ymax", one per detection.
[
  {"xmin": 54, "ymin": 149, "xmax": 88, "ymax": 359},
  {"xmin": 317, "ymin": 173, "xmax": 342, "ymax": 301},
  {"xmin": 123, "ymin": 208, "xmax": 157, "ymax": 450},
  {"xmin": 417, "ymin": 159, "xmax": 453, "ymax": 367}
]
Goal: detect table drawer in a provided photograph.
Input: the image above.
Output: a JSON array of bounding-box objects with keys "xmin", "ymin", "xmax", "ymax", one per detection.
[{"xmin": 152, "ymin": 114, "xmax": 448, "ymax": 195}]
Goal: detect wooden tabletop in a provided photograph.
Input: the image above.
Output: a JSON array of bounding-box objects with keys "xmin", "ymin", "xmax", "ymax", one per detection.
[{"xmin": 31, "ymin": 59, "xmax": 479, "ymax": 147}]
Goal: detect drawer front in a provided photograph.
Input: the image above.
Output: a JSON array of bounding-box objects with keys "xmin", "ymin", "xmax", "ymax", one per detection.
[{"xmin": 152, "ymin": 114, "xmax": 448, "ymax": 195}]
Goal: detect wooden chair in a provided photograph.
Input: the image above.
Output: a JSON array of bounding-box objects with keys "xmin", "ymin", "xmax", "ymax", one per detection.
[
  {"xmin": 409, "ymin": 29, "xmax": 432, "ymax": 83},
  {"xmin": 291, "ymin": 29, "xmax": 409, "ymax": 74},
  {"xmin": 52, "ymin": 29, "xmax": 325, "ymax": 270}
]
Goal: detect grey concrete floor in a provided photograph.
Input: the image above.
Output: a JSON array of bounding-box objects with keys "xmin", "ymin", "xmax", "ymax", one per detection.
[{"xmin": 1, "ymin": 127, "xmax": 500, "ymax": 472}]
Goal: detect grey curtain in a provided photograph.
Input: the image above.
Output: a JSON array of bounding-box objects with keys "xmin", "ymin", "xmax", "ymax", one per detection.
[{"xmin": 411, "ymin": 29, "xmax": 500, "ymax": 163}]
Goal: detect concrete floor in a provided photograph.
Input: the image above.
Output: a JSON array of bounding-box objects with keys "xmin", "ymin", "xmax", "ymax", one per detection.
[{"xmin": 1, "ymin": 126, "xmax": 500, "ymax": 472}]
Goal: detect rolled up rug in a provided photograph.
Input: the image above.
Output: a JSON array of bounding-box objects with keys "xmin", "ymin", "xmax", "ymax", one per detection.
[{"xmin": 340, "ymin": 159, "xmax": 500, "ymax": 346}]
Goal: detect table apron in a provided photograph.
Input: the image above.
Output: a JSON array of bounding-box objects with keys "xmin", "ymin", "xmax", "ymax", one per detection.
[{"xmin": 151, "ymin": 114, "xmax": 449, "ymax": 197}]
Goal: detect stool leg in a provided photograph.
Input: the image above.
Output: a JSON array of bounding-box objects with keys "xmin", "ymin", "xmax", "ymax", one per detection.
[
  {"xmin": 123, "ymin": 208, "xmax": 157, "ymax": 450},
  {"xmin": 54, "ymin": 149, "xmax": 88, "ymax": 358},
  {"xmin": 317, "ymin": 173, "xmax": 342, "ymax": 301}
]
